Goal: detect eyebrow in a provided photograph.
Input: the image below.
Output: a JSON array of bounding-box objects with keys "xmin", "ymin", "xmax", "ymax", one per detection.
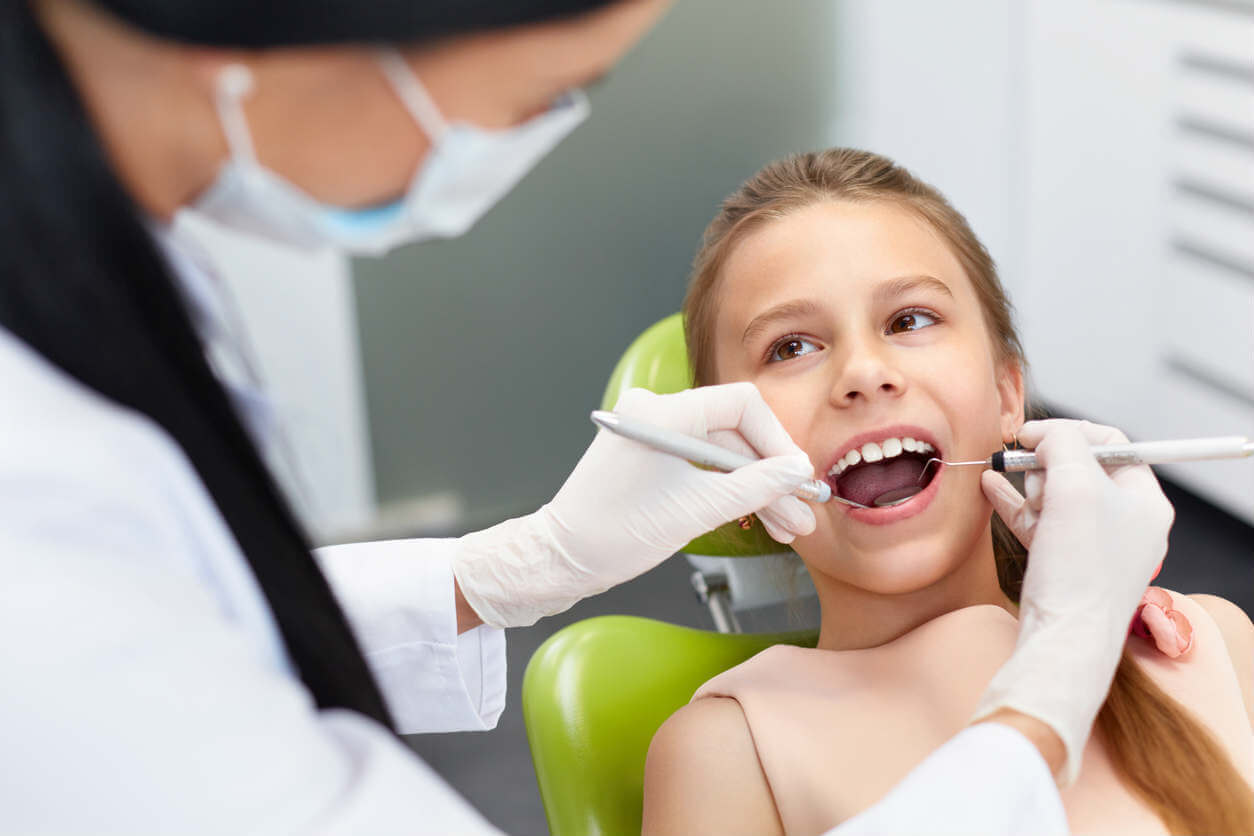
[
  {"xmin": 741, "ymin": 298, "xmax": 824, "ymax": 346},
  {"xmin": 739, "ymin": 276, "xmax": 953, "ymax": 346},
  {"xmin": 874, "ymin": 275, "xmax": 953, "ymax": 305}
]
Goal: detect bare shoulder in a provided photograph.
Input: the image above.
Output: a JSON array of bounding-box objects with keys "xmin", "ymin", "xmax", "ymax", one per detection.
[
  {"xmin": 885, "ymin": 604, "xmax": 1017, "ymax": 658},
  {"xmin": 642, "ymin": 696, "xmax": 784, "ymax": 836},
  {"xmin": 1185, "ymin": 593, "xmax": 1254, "ymax": 726}
]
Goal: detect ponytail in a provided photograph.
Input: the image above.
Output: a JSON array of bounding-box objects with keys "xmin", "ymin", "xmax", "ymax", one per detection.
[
  {"xmin": 993, "ymin": 515, "xmax": 1254, "ymax": 834},
  {"xmin": 1099, "ymin": 649, "xmax": 1254, "ymax": 834}
]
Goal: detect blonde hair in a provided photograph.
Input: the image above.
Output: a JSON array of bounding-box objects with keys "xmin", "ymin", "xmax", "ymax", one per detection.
[{"xmin": 682, "ymin": 147, "xmax": 1254, "ymax": 835}]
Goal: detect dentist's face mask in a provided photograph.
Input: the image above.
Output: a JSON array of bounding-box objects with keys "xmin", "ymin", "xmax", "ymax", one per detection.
[{"xmin": 193, "ymin": 50, "xmax": 589, "ymax": 256}]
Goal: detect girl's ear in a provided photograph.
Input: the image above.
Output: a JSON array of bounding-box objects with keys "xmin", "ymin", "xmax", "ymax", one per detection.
[{"xmin": 996, "ymin": 360, "xmax": 1025, "ymax": 443}]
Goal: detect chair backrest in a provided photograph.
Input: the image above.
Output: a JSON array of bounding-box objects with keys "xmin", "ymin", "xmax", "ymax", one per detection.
[
  {"xmin": 600, "ymin": 313, "xmax": 788, "ymax": 558},
  {"xmin": 523, "ymin": 616, "xmax": 817, "ymax": 836},
  {"xmin": 520, "ymin": 318, "xmax": 818, "ymax": 833}
]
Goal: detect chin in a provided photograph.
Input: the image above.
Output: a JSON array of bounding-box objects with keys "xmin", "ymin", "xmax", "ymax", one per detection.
[
  {"xmin": 805, "ymin": 534, "xmax": 974, "ymax": 596},
  {"xmin": 796, "ymin": 488, "xmax": 995, "ymax": 597}
]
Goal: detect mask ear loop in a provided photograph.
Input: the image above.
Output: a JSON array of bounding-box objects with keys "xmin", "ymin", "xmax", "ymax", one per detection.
[
  {"xmin": 214, "ymin": 64, "xmax": 260, "ymax": 164},
  {"xmin": 375, "ymin": 49, "xmax": 450, "ymax": 144}
]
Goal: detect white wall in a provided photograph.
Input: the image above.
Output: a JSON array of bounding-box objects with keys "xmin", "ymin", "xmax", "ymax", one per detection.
[{"xmin": 829, "ymin": 1, "xmax": 1022, "ymax": 294}]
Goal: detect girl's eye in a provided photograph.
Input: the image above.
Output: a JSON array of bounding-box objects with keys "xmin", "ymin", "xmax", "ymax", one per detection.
[
  {"xmin": 887, "ymin": 309, "xmax": 940, "ymax": 334},
  {"xmin": 768, "ymin": 335, "xmax": 822, "ymax": 363}
]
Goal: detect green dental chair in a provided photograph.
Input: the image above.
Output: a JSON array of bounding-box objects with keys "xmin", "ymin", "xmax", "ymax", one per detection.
[{"xmin": 522, "ymin": 314, "xmax": 820, "ymax": 836}]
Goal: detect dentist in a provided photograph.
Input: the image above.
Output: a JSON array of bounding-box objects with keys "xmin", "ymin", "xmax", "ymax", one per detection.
[{"xmin": 0, "ymin": 0, "xmax": 1171, "ymax": 833}]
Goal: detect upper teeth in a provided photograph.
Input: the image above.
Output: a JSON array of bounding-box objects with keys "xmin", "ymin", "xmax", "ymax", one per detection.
[{"xmin": 828, "ymin": 437, "xmax": 935, "ymax": 477}]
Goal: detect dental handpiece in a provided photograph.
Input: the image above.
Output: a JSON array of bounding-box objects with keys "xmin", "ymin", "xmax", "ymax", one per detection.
[
  {"xmin": 949, "ymin": 436, "xmax": 1254, "ymax": 472},
  {"xmin": 589, "ymin": 410, "xmax": 832, "ymax": 503}
]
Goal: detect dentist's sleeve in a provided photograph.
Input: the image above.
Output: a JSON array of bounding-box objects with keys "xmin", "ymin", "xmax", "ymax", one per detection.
[
  {"xmin": 823, "ymin": 724, "xmax": 1070, "ymax": 836},
  {"xmin": 315, "ymin": 538, "xmax": 507, "ymax": 734}
]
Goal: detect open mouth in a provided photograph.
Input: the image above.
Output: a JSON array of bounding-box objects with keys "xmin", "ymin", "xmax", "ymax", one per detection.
[{"xmin": 826, "ymin": 436, "xmax": 941, "ymax": 509}]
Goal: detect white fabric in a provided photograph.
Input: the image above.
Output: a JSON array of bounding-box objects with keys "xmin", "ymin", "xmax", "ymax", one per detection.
[
  {"xmin": 316, "ymin": 538, "xmax": 506, "ymax": 733},
  {"xmin": 153, "ymin": 221, "xmax": 314, "ymax": 519},
  {"xmin": 826, "ymin": 724, "xmax": 1070, "ymax": 836},
  {"xmin": 156, "ymin": 225, "xmax": 504, "ymax": 731},
  {"xmin": 0, "ymin": 315, "xmax": 504, "ymax": 829},
  {"xmin": 156, "ymin": 224, "xmax": 508, "ymax": 731},
  {"xmin": 453, "ymin": 384, "xmax": 818, "ymax": 628},
  {"xmin": 972, "ymin": 419, "xmax": 1174, "ymax": 786}
]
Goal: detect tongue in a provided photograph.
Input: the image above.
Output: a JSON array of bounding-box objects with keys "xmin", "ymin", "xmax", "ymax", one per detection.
[{"xmin": 837, "ymin": 457, "xmax": 927, "ymax": 507}]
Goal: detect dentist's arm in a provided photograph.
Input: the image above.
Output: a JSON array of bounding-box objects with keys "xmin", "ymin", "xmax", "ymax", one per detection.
[
  {"xmin": 455, "ymin": 579, "xmax": 483, "ymax": 633},
  {"xmin": 978, "ymin": 708, "xmax": 1066, "ymax": 774},
  {"xmin": 973, "ymin": 419, "xmax": 1173, "ymax": 785}
]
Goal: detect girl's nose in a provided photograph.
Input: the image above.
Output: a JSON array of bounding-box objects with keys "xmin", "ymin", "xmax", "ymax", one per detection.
[{"xmin": 830, "ymin": 338, "xmax": 906, "ymax": 407}]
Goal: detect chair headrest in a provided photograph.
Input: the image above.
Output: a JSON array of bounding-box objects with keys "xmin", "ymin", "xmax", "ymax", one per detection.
[{"xmin": 601, "ymin": 314, "xmax": 793, "ymax": 558}]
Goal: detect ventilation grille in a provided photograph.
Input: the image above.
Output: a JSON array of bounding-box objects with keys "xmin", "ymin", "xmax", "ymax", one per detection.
[{"xmin": 1163, "ymin": 11, "xmax": 1254, "ymax": 410}]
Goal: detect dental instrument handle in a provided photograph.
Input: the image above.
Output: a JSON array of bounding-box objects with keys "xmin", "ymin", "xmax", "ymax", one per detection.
[
  {"xmin": 590, "ymin": 410, "xmax": 832, "ymax": 503},
  {"xmin": 993, "ymin": 436, "xmax": 1253, "ymax": 473}
]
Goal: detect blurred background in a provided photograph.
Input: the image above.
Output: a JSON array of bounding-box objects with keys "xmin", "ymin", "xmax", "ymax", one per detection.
[{"xmin": 175, "ymin": 0, "xmax": 1252, "ymax": 832}]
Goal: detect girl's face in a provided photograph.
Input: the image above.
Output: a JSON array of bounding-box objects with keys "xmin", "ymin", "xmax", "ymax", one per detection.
[{"xmin": 711, "ymin": 200, "xmax": 1023, "ymax": 595}]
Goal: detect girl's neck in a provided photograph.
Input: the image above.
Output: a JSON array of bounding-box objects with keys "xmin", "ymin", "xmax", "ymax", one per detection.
[{"xmin": 812, "ymin": 529, "xmax": 1016, "ymax": 652}]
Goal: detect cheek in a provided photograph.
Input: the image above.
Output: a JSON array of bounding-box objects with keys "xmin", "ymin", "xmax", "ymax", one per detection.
[
  {"xmin": 956, "ymin": 375, "xmax": 1008, "ymax": 444},
  {"xmin": 944, "ymin": 377, "xmax": 1001, "ymax": 426},
  {"xmin": 925, "ymin": 347, "xmax": 1006, "ymax": 444},
  {"xmin": 753, "ymin": 376, "xmax": 824, "ymax": 452}
]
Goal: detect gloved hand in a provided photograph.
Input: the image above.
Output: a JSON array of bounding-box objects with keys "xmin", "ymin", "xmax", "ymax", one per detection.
[
  {"xmin": 452, "ymin": 383, "xmax": 817, "ymax": 628},
  {"xmin": 971, "ymin": 419, "xmax": 1174, "ymax": 786},
  {"xmin": 987, "ymin": 464, "xmax": 1190, "ymax": 658}
]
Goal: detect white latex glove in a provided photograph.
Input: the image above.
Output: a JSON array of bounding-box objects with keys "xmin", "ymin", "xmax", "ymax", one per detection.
[
  {"xmin": 452, "ymin": 383, "xmax": 817, "ymax": 628},
  {"xmin": 971, "ymin": 419, "xmax": 1175, "ymax": 786}
]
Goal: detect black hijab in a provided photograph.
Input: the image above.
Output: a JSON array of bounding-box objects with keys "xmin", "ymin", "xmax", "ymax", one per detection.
[
  {"xmin": 0, "ymin": 0, "xmax": 613, "ymax": 730},
  {"xmin": 96, "ymin": 0, "xmax": 616, "ymax": 47}
]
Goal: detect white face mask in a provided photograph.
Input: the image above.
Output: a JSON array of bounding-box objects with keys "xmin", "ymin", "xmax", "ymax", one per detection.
[{"xmin": 192, "ymin": 50, "xmax": 589, "ymax": 256}]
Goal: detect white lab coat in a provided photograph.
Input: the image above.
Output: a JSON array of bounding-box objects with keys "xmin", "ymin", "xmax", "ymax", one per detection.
[
  {"xmin": 0, "ymin": 231, "xmax": 509, "ymax": 834},
  {"xmin": 0, "ymin": 229, "xmax": 1069, "ymax": 835}
]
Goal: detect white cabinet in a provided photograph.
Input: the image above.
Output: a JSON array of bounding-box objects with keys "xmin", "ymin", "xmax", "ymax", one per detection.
[{"xmin": 1019, "ymin": 0, "xmax": 1254, "ymax": 523}]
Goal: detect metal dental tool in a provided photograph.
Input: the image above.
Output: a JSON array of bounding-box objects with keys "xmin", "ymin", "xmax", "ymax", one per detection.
[
  {"xmin": 590, "ymin": 410, "xmax": 922, "ymax": 510},
  {"xmin": 854, "ymin": 434, "xmax": 1254, "ymax": 507},
  {"xmin": 920, "ymin": 435, "xmax": 1254, "ymax": 479},
  {"xmin": 591, "ymin": 413, "xmax": 1254, "ymax": 512},
  {"xmin": 590, "ymin": 410, "xmax": 836, "ymax": 505}
]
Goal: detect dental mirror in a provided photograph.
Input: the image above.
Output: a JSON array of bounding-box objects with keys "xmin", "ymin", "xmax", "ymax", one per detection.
[
  {"xmin": 830, "ymin": 488, "xmax": 920, "ymax": 510},
  {"xmin": 871, "ymin": 486, "xmax": 923, "ymax": 506}
]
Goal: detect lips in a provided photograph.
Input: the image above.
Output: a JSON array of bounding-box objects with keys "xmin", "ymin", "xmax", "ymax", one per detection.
[
  {"xmin": 821, "ymin": 424, "xmax": 945, "ymax": 524},
  {"xmin": 837, "ymin": 455, "xmax": 932, "ymax": 507},
  {"xmin": 832, "ymin": 459, "xmax": 945, "ymax": 525}
]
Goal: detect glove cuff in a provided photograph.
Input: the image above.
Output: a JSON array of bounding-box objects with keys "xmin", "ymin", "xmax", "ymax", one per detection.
[{"xmin": 451, "ymin": 510, "xmax": 595, "ymax": 628}]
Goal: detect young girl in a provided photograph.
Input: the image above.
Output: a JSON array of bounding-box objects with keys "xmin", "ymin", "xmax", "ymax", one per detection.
[{"xmin": 642, "ymin": 149, "xmax": 1254, "ymax": 835}]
